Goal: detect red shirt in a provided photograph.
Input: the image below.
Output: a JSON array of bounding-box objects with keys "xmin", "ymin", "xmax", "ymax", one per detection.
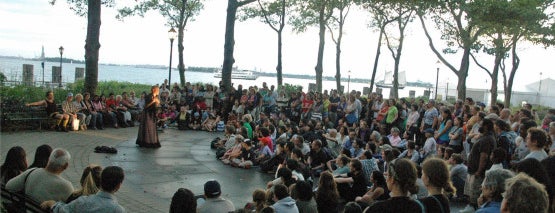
[
  {"xmin": 105, "ymin": 99, "xmax": 116, "ymax": 109},
  {"xmin": 302, "ymin": 99, "xmax": 314, "ymax": 113}
]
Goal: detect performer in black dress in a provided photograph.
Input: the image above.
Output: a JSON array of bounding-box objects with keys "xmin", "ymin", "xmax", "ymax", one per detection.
[{"xmin": 136, "ymin": 86, "xmax": 161, "ymax": 148}]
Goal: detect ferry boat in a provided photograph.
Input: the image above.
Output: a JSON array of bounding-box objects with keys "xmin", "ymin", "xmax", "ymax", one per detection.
[{"xmin": 214, "ymin": 68, "xmax": 258, "ymax": 80}]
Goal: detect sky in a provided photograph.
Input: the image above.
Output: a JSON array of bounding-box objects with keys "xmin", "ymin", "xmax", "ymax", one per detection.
[{"xmin": 0, "ymin": 0, "xmax": 554, "ymax": 91}]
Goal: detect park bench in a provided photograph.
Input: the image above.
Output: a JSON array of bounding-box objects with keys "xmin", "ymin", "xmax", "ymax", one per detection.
[
  {"xmin": 1, "ymin": 105, "xmax": 60, "ymax": 132},
  {"xmin": 1, "ymin": 183, "xmax": 48, "ymax": 213}
]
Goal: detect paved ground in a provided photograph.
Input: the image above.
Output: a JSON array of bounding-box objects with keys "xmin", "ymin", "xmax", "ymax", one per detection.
[
  {"xmin": 1, "ymin": 127, "xmax": 273, "ymax": 213},
  {"xmin": 1, "ymin": 127, "xmax": 465, "ymax": 212}
]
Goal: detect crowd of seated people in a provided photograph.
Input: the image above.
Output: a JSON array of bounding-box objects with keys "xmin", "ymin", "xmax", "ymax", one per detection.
[
  {"xmin": 193, "ymin": 81, "xmax": 555, "ymax": 213},
  {"xmin": 12, "ymin": 79, "xmax": 555, "ymax": 213}
]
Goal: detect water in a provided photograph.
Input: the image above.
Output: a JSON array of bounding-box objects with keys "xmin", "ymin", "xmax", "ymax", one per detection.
[{"xmin": 0, "ymin": 57, "xmax": 431, "ymax": 97}]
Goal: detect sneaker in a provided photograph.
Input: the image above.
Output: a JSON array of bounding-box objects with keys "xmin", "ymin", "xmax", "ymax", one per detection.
[{"xmin": 459, "ymin": 205, "xmax": 475, "ymax": 213}]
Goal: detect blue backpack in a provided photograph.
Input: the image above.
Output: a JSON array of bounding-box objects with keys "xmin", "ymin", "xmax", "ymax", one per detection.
[{"xmin": 499, "ymin": 131, "xmax": 518, "ymax": 156}]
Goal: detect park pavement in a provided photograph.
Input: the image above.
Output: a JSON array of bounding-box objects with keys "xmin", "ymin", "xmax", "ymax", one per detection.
[{"xmin": 1, "ymin": 127, "xmax": 273, "ymax": 213}]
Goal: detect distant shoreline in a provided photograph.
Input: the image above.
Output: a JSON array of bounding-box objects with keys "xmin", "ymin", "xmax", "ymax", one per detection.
[{"xmin": 0, "ymin": 55, "xmax": 433, "ymax": 87}]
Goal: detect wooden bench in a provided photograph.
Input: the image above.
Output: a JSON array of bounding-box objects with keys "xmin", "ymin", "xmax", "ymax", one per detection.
[
  {"xmin": 1, "ymin": 183, "xmax": 48, "ymax": 213},
  {"xmin": 1, "ymin": 106, "xmax": 59, "ymax": 132}
]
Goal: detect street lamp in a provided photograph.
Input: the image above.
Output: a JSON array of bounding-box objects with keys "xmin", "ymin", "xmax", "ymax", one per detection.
[
  {"xmin": 435, "ymin": 60, "xmax": 440, "ymax": 100},
  {"xmin": 347, "ymin": 70, "xmax": 352, "ymax": 93},
  {"xmin": 59, "ymin": 46, "xmax": 64, "ymax": 87},
  {"xmin": 538, "ymin": 72, "xmax": 543, "ymax": 106},
  {"xmin": 167, "ymin": 28, "xmax": 177, "ymax": 87}
]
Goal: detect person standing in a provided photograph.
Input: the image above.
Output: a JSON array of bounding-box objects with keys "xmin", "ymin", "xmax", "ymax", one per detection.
[{"xmin": 136, "ymin": 86, "xmax": 161, "ymax": 148}]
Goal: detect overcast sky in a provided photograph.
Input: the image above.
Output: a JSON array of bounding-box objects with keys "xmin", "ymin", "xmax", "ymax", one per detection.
[{"xmin": 1, "ymin": 0, "xmax": 553, "ymax": 90}]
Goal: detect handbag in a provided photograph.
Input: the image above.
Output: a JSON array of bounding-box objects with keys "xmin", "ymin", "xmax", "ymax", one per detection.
[
  {"xmin": 3, "ymin": 168, "xmax": 37, "ymax": 213},
  {"xmin": 72, "ymin": 118, "xmax": 80, "ymax": 131}
]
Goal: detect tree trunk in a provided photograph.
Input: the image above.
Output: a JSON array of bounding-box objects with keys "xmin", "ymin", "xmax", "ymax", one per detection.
[
  {"xmin": 276, "ymin": 30, "xmax": 283, "ymax": 87},
  {"xmin": 84, "ymin": 0, "xmax": 101, "ymax": 94},
  {"xmin": 178, "ymin": 25, "xmax": 186, "ymax": 87},
  {"xmin": 334, "ymin": 26, "xmax": 342, "ymax": 93},
  {"xmin": 315, "ymin": 5, "xmax": 326, "ymax": 93},
  {"xmin": 222, "ymin": 0, "xmax": 239, "ymax": 93},
  {"xmin": 490, "ymin": 52, "xmax": 503, "ymax": 105},
  {"xmin": 504, "ymin": 42, "xmax": 520, "ymax": 108},
  {"xmin": 370, "ymin": 28, "xmax": 384, "ymax": 93},
  {"xmin": 456, "ymin": 48, "xmax": 471, "ymax": 100}
]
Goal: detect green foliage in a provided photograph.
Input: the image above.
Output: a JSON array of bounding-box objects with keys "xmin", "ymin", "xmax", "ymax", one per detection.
[
  {"xmin": 279, "ymin": 83, "xmax": 302, "ymax": 96},
  {"xmin": 117, "ymin": 0, "xmax": 203, "ymax": 27},
  {"xmin": 0, "ymin": 81, "xmax": 152, "ymax": 105},
  {"xmin": 49, "ymin": 0, "xmax": 114, "ymax": 16},
  {"xmin": 288, "ymin": 0, "xmax": 334, "ymax": 33}
]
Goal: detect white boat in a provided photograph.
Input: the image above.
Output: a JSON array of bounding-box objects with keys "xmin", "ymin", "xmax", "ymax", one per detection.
[
  {"xmin": 214, "ymin": 68, "xmax": 258, "ymax": 80},
  {"xmin": 376, "ymin": 71, "xmax": 406, "ymax": 89}
]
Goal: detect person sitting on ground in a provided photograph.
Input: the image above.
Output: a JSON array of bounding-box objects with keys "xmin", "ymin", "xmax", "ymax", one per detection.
[
  {"xmin": 420, "ymin": 128, "xmax": 437, "ymax": 162},
  {"xmin": 41, "ymin": 166, "xmax": 125, "ymax": 213},
  {"xmin": 66, "ymin": 164, "xmax": 102, "ymax": 203},
  {"xmin": 335, "ymin": 159, "xmax": 368, "ymax": 202},
  {"xmin": 202, "ymin": 111, "xmax": 220, "ymax": 132},
  {"xmin": 355, "ymin": 171, "xmax": 389, "ymax": 208},
  {"xmin": 244, "ymin": 189, "xmax": 267, "ymax": 212},
  {"xmin": 397, "ymin": 141, "xmax": 420, "ymax": 163},
  {"xmin": 221, "ymin": 136, "xmax": 245, "ymax": 164},
  {"xmin": 363, "ymin": 158, "xmax": 421, "ymax": 213},
  {"xmin": 514, "ymin": 158, "xmax": 555, "ymax": 211},
  {"xmin": 29, "ymin": 144, "xmax": 53, "ymax": 168},
  {"xmin": 6, "ymin": 148, "xmax": 74, "ymax": 203},
  {"xmin": 524, "ymin": 127, "xmax": 549, "ymax": 161},
  {"xmin": 500, "ymin": 173, "xmax": 550, "ymax": 213},
  {"xmin": 292, "ymin": 180, "xmax": 317, "ymax": 213},
  {"xmin": 315, "ymin": 171, "xmax": 339, "ymax": 213},
  {"xmin": 231, "ymin": 139, "xmax": 256, "ymax": 169},
  {"xmin": 327, "ymin": 154, "xmax": 351, "ymax": 176},
  {"xmin": 197, "ymin": 180, "xmax": 235, "ymax": 213},
  {"xmin": 176, "ymin": 105, "xmax": 190, "ymax": 130},
  {"xmin": 1, "ymin": 146, "xmax": 27, "ymax": 184},
  {"xmin": 475, "ymin": 169, "xmax": 514, "ymax": 213},
  {"xmin": 169, "ymin": 188, "xmax": 196, "ymax": 213},
  {"xmin": 387, "ymin": 127, "xmax": 402, "ymax": 148},
  {"xmin": 26, "ymin": 91, "xmax": 70, "ymax": 132},
  {"xmin": 307, "ymin": 139, "xmax": 328, "ymax": 177},
  {"xmin": 418, "ymin": 158, "xmax": 454, "ymax": 213},
  {"xmin": 271, "ymin": 184, "xmax": 299, "ymax": 213},
  {"xmin": 449, "ymin": 153, "xmax": 468, "ymax": 199}
]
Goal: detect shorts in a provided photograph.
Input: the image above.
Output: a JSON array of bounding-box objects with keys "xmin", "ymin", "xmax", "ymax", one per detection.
[
  {"xmin": 49, "ymin": 112, "xmax": 59, "ymax": 118},
  {"xmin": 436, "ymin": 138, "xmax": 449, "ymax": 145},
  {"xmin": 463, "ymin": 174, "xmax": 483, "ymax": 205}
]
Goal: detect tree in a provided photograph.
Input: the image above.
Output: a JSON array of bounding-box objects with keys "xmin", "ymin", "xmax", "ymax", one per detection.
[
  {"xmin": 50, "ymin": 0, "xmax": 115, "ymax": 94},
  {"xmin": 290, "ymin": 0, "xmax": 334, "ymax": 93},
  {"xmin": 222, "ymin": 0, "xmax": 257, "ymax": 93},
  {"xmin": 240, "ymin": 0, "xmax": 290, "ymax": 87},
  {"xmin": 417, "ymin": 1, "xmax": 484, "ymax": 100},
  {"xmin": 357, "ymin": 0, "xmax": 396, "ymax": 94},
  {"xmin": 470, "ymin": 0, "xmax": 554, "ymax": 107},
  {"xmin": 117, "ymin": 0, "xmax": 204, "ymax": 87},
  {"xmin": 381, "ymin": 2, "xmax": 414, "ymax": 99},
  {"xmin": 326, "ymin": 0, "xmax": 351, "ymax": 93}
]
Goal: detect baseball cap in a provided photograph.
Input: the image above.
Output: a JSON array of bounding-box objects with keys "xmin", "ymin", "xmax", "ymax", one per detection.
[
  {"xmin": 67, "ymin": 93, "xmax": 73, "ymax": 97},
  {"xmin": 424, "ymin": 128, "xmax": 435, "ymax": 134},
  {"xmin": 242, "ymin": 139, "xmax": 252, "ymax": 146},
  {"xmin": 204, "ymin": 180, "xmax": 221, "ymax": 196}
]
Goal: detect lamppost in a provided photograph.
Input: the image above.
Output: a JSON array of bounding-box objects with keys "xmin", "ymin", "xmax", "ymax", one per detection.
[
  {"xmin": 167, "ymin": 28, "xmax": 177, "ymax": 87},
  {"xmin": 435, "ymin": 60, "xmax": 440, "ymax": 100},
  {"xmin": 59, "ymin": 46, "xmax": 64, "ymax": 87},
  {"xmin": 347, "ymin": 70, "xmax": 351, "ymax": 93},
  {"xmin": 538, "ymin": 72, "xmax": 543, "ymax": 106}
]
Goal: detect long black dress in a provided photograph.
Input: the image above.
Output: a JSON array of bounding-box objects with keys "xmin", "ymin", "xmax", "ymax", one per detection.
[{"xmin": 136, "ymin": 94, "xmax": 160, "ymax": 148}]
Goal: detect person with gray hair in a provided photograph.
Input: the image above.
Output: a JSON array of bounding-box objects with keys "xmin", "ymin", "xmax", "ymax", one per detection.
[
  {"xmin": 501, "ymin": 173, "xmax": 550, "ymax": 213},
  {"xmin": 474, "ymin": 169, "xmax": 514, "ymax": 213},
  {"xmin": 6, "ymin": 148, "xmax": 74, "ymax": 202}
]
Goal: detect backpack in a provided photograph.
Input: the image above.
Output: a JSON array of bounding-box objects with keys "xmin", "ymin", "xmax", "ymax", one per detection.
[{"xmin": 499, "ymin": 131, "xmax": 518, "ymax": 156}]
